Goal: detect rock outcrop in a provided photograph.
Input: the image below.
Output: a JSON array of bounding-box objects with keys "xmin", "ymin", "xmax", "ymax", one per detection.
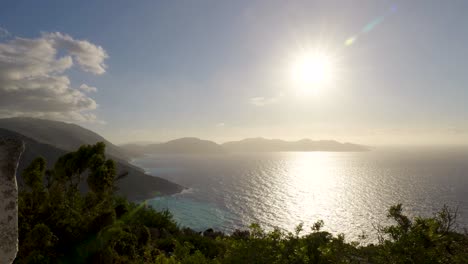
[{"xmin": 0, "ymin": 139, "xmax": 24, "ymax": 264}]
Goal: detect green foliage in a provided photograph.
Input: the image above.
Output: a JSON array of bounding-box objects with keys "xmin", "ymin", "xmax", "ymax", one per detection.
[
  {"xmin": 16, "ymin": 143, "xmax": 468, "ymax": 263},
  {"xmin": 369, "ymin": 203, "xmax": 468, "ymax": 263},
  {"xmin": 221, "ymin": 222, "xmax": 358, "ymax": 264},
  {"xmin": 22, "ymin": 157, "xmax": 46, "ymax": 191},
  {"xmin": 16, "ymin": 142, "xmax": 176, "ymax": 263}
]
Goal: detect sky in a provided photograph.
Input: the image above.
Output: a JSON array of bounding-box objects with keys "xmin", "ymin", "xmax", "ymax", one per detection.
[{"xmin": 1, "ymin": 0, "xmax": 468, "ymax": 145}]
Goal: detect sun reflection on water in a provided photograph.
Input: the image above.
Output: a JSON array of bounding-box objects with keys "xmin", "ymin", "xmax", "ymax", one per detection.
[{"xmin": 282, "ymin": 152, "xmax": 342, "ymax": 230}]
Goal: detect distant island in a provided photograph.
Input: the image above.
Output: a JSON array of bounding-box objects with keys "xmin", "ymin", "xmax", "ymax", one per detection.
[
  {"xmin": 222, "ymin": 137, "xmax": 369, "ymax": 152},
  {"xmin": 121, "ymin": 137, "xmax": 225, "ymax": 157},
  {"xmin": 121, "ymin": 137, "xmax": 369, "ymax": 157}
]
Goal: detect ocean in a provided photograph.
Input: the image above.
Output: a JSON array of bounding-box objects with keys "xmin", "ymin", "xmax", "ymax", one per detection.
[{"xmin": 131, "ymin": 147, "xmax": 468, "ymax": 243}]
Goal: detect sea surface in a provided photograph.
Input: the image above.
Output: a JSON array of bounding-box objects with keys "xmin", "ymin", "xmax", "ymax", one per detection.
[{"xmin": 131, "ymin": 147, "xmax": 468, "ymax": 243}]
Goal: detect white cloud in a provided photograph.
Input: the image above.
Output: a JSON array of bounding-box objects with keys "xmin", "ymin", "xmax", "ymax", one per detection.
[
  {"xmin": 0, "ymin": 32, "xmax": 108, "ymax": 122},
  {"xmin": 43, "ymin": 32, "xmax": 108, "ymax": 74},
  {"xmin": 249, "ymin": 96, "xmax": 278, "ymax": 106},
  {"xmin": 216, "ymin": 122, "xmax": 225, "ymax": 127},
  {"xmin": 79, "ymin": 84, "xmax": 98, "ymax": 93}
]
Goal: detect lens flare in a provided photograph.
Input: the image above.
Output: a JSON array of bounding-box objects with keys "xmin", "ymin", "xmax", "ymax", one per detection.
[{"xmin": 343, "ymin": 5, "xmax": 397, "ymax": 47}]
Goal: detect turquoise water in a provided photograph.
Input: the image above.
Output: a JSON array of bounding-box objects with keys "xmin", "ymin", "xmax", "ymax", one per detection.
[
  {"xmin": 133, "ymin": 147, "xmax": 468, "ymax": 242},
  {"xmin": 147, "ymin": 190, "xmax": 235, "ymax": 231}
]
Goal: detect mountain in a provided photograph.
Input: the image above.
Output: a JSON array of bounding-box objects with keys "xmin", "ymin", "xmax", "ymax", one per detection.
[
  {"xmin": 0, "ymin": 117, "xmax": 128, "ymax": 161},
  {"xmin": 222, "ymin": 137, "xmax": 369, "ymax": 152},
  {"xmin": 0, "ymin": 118, "xmax": 183, "ymax": 200},
  {"xmin": 121, "ymin": 137, "xmax": 225, "ymax": 156},
  {"xmin": 121, "ymin": 137, "xmax": 369, "ymax": 157}
]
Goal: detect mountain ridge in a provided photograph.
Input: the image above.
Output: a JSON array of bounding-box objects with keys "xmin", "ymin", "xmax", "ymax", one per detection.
[
  {"xmin": 121, "ymin": 137, "xmax": 369, "ymax": 156},
  {"xmin": 0, "ymin": 117, "xmax": 128, "ymax": 161},
  {"xmin": 223, "ymin": 137, "xmax": 369, "ymax": 152},
  {"xmin": 121, "ymin": 137, "xmax": 225, "ymax": 157},
  {"xmin": 0, "ymin": 118, "xmax": 184, "ymax": 200}
]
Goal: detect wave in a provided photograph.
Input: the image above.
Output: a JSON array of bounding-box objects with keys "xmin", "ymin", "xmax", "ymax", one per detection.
[{"xmin": 172, "ymin": 187, "xmax": 196, "ymax": 197}]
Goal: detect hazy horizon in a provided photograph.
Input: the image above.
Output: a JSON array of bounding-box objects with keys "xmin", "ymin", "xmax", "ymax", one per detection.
[
  {"xmin": 2, "ymin": 1, "xmax": 468, "ymax": 146},
  {"xmin": 118, "ymin": 135, "xmax": 468, "ymax": 148}
]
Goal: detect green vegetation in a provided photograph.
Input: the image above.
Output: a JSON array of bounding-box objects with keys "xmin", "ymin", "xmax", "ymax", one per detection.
[{"xmin": 16, "ymin": 143, "xmax": 468, "ymax": 263}]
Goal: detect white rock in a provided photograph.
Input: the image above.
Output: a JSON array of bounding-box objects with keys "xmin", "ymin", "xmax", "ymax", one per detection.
[{"xmin": 0, "ymin": 139, "xmax": 24, "ymax": 264}]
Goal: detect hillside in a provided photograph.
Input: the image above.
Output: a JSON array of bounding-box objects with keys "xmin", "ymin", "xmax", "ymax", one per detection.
[
  {"xmin": 0, "ymin": 119, "xmax": 184, "ymax": 200},
  {"xmin": 0, "ymin": 117, "xmax": 128, "ymax": 161}
]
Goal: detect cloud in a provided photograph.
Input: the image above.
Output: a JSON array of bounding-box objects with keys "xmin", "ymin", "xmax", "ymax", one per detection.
[
  {"xmin": 249, "ymin": 96, "xmax": 278, "ymax": 106},
  {"xmin": 0, "ymin": 32, "xmax": 108, "ymax": 122},
  {"xmin": 216, "ymin": 122, "xmax": 225, "ymax": 127},
  {"xmin": 79, "ymin": 84, "xmax": 98, "ymax": 93},
  {"xmin": 43, "ymin": 32, "xmax": 108, "ymax": 74}
]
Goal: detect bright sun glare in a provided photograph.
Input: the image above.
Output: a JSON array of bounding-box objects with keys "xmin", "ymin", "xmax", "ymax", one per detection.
[{"xmin": 290, "ymin": 51, "xmax": 335, "ymax": 94}]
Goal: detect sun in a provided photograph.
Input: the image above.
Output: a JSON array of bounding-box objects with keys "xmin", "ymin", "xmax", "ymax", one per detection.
[{"xmin": 290, "ymin": 51, "xmax": 335, "ymax": 93}]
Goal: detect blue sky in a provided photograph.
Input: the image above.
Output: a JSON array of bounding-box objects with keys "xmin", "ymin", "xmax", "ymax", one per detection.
[{"xmin": 1, "ymin": 0, "xmax": 468, "ymax": 145}]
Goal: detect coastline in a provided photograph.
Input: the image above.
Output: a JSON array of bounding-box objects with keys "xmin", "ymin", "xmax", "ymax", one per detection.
[{"xmin": 127, "ymin": 156, "xmax": 187, "ymax": 200}]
